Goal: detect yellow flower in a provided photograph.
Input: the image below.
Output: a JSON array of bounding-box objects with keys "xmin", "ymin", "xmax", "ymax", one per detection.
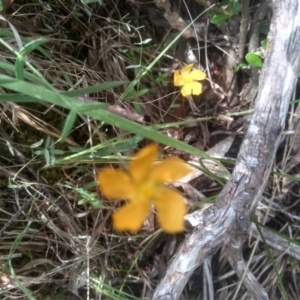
[
  {"xmin": 97, "ymin": 144, "xmax": 192, "ymax": 233},
  {"xmin": 174, "ymin": 64, "xmax": 206, "ymax": 97}
]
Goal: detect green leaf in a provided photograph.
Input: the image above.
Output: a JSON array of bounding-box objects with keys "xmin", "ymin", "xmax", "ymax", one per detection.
[
  {"xmin": 68, "ymin": 146, "xmax": 85, "ymax": 153},
  {"xmin": 245, "ymin": 53, "xmax": 263, "ymax": 68},
  {"xmin": 44, "ymin": 149, "xmax": 50, "ymax": 165},
  {"xmin": 30, "ymin": 139, "xmax": 44, "ymax": 148},
  {"xmin": 234, "ymin": 63, "xmax": 247, "ymax": 72},
  {"xmin": 211, "ymin": 14, "xmax": 231, "ymax": 24},
  {"xmin": 82, "ymin": 0, "xmax": 103, "ymax": 4},
  {"xmin": 134, "ymin": 38, "xmax": 152, "ymax": 45},
  {"xmin": 230, "ymin": 0, "xmax": 241, "ymax": 14},
  {"xmin": 75, "ymin": 102, "xmax": 108, "ymax": 113},
  {"xmin": 15, "ymin": 55, "xmax": 25, "ymax": 80},
  {"xmin": 52, "ymin": 149, "xmax": 65, "ymax": 155},
  {"xmin": 126, "ymin": 64, "xmax": 141, "ymax": 70},
  {"xmin": 0, "ymin": 61, "xmax": 49, "ymax": 88},
  {"xmin": 63, "ymin": 81, "xmax": 128, "ymax": 97},
  {"xmin": 259, "ymin": 24, "xmax": 269, "ymax": 35},
  {"xmin": 61, "ymin": 110, "xmax": 77, "ymax": 143},
  {"xmin": 33, "ymin": 150, "xmax": 44, "ymax": 156},
  {"xmin": 45, "ymin": 136, "xmax": 51, "ymax": 148},
  {"xmin": 95, "ymin": 136, "xmax": 143, "ymax": 157},
  {"xmin": 6, "ymin": 140, "xmax": 15, "ymax": 156},
  {"xmin": 0, "ymin": 29, "xmax": 73, "ymax": 85},
  {"xmin": 19, "ymin": 39, "xmax": 48, "ymax": 56},
  {"xmin": 261, "ymin": 39, "xmax": 268, "ymax": 50},
  {"xmin": 15, "ymin": 39, "xmax": 48, "ymax": 81},
  {"xmin": 127, "ymin": 88, "xmax": 149, "ymax": 99}
]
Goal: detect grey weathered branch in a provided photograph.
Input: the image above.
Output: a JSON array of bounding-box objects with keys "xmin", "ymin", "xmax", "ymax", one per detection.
[{"xmin": 152, "ymin": 1, "xmax": 300, "ymax": 299}]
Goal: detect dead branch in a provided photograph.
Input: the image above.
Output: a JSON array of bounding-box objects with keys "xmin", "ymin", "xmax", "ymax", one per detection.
[
  {"xmin": 238, "ymin": 0, "xmax": 250, "ymax": 63},
  {"xmin": 152, "ymin": 1, "xmax": 300, "ymax": 299}
]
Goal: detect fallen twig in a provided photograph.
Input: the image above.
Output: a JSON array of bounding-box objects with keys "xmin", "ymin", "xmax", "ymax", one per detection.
[{"xmin": 153, "ymin": 1, "xmax": 300, "ymax": 299}]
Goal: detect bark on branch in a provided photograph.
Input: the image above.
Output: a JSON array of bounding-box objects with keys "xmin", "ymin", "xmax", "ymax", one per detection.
[{"xmin": 153, "ymin": 1, "xmax": 300, "ymax": 299}]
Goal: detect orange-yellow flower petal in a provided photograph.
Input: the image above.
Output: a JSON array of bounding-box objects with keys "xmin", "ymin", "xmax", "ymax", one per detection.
[
  {"xmin": 190, "ymin": 81, "xmax": 203, "ymax": 95},
  {"xmin": 129, "ymin": 144, "xmax": 158, "ymax": 183},
  {"xmin": 112, "ymin": 200, "xmax": 152, "ymax": 231},
  {"xmin": 181, "ymin": 82, "xmax": 203, "ymax": 96},
  {"xmin": 189, "ymin": 69, "xmax": 206, "ymax": 81},
  {"xmin": 180, "ymin": 64, "xmax": 194, "ymax": 79},
  {"xmin": 98, "ymin": 168, "xmax": 136, "ymax": 199},
  {"xmin": 151, "ymin": 158, "xmax": 192, "ymax": 183},
  {"xmin": 154, "ymin": 187, "xmax": 187, "ymax": 233},
  {"xmin": 181, "ymin": 82, "xmax": 193, "ymax": 97},
  {"xmin": 174, "ymin": 71, "xmax": 184, "ymax": 86}
]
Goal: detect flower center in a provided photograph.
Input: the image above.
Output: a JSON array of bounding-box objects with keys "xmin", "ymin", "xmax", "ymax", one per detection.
[
  {"xmin": 184, "ymin": 76, "xmax": 192, "ymax": 84},
  {"xmin": 136, "ymin": 180, "xmax": 159, "ymax": 203}
]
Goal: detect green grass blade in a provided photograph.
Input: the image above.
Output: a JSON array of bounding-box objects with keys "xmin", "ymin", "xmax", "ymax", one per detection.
[
  {"xmin": 19, "ymin": 38, "xmax": 48, "ymax": 56},
  {"xmin": 61, "ymin": 109, "xmax": 77, "ymax": 143},
  {"xmin": 0, "ymin": 75, "xmax": 223, "ymax": 164},
  {"xmin": 14, "ymin": 38, "xmax": 49, "ymax": 81},
  {"xmin": 9, "ymin": 221, "xmax": 37, "ymax": 300},
  {"xmin": 15, "ymin": 55, "xmax": 25, "ymax": 80},
  {"xmin": 63, "ymin": 81, "xmax": 129, "ymax": 97},
  {"xmin": 0, "ymin": 29, "xmax": 72, "ymax": 85},
  {"xmin": 255, "ymin": 221, "xmax": 288, "ymax": 300},
  {"xmin": 0, "ymin": 61, "xmax": 52, "ymax": 88}
]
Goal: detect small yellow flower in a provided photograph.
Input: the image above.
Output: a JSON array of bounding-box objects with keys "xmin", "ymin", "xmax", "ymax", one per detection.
[
  {"xmin": 174, "ymin": 64, "xmax": 206, "ymax": 97},
  {"xmin": 97, "ymin": 144, "xmax": 192, "ymax": 233}
]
